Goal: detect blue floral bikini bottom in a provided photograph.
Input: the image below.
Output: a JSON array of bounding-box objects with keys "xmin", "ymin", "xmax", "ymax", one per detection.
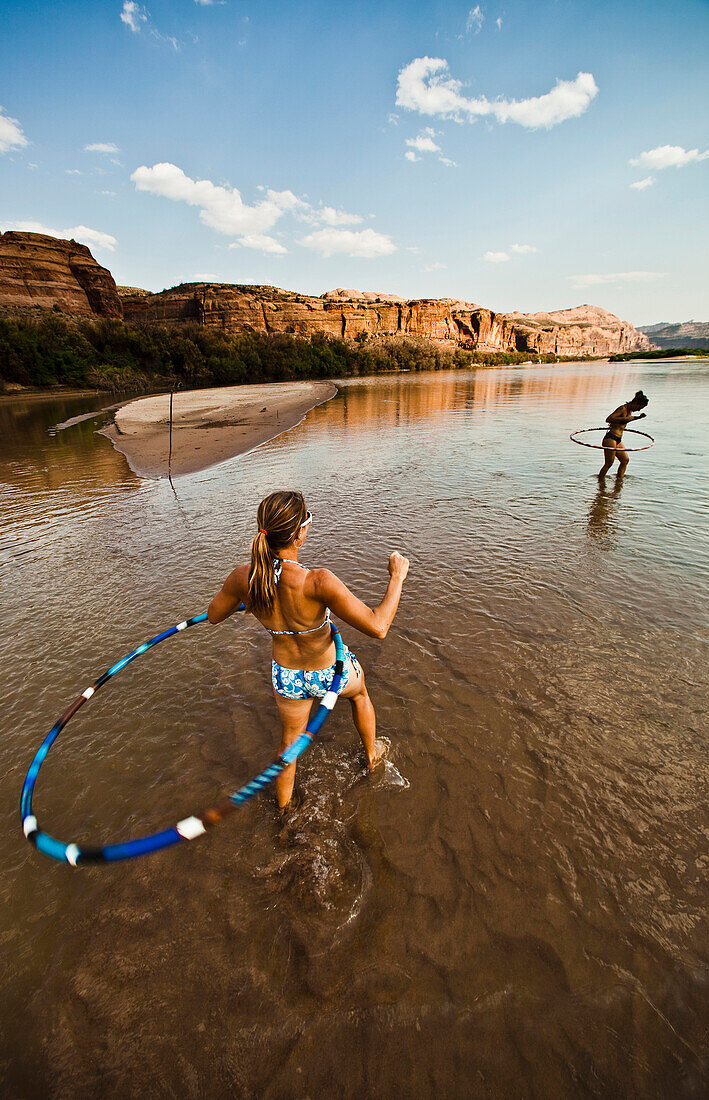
[{"xmin": 272, "ymin": 645, "xmax": 361, "ymax": 700}]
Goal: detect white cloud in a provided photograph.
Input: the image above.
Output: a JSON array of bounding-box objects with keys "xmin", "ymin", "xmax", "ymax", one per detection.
[
  {"xmin": 629, "ymin": 144, "xmax": 709, "ymax": 171},
  {"xmin": 315, "ymin": 206, "xmax": 363, "ymax": 226},
  {"xmin": 131, "ymin": 162, "xmax": 293, "ymax": 245},
  {"xmin": 569, "ymin": 271, "xmax": 664, "ymax": 288},
  {"xmin": 65, "ymin": 169, "xmax": 83, "ymax": 176},
  {"xmin": 85, "ymin": 142, "xmax": 119, "ymax": 154},
  {"xmin": 630, "ymin": 177, "xmax": 655, "ymax": 191},
  {"xmin": 0, "ymin": 107, "xmax": 28, "ymax": 153},
  {"xmin": 466, "ymin": 6, "xmax": 484, "ymax": 34},
  {"xmin": 299, "ymin": 227, "xmax": 396, "ymax": 258},
  {"xmin": 263, "ymin": 188, "xmax": 306, "ymax": 213},
  {"xmin": 5, "ymin": 220, "xmax": 58, "ymax": 236},
  {"xmin": 511, "ymin": 243, "xmax": 537, "ymax": 253},
  {"xmin": 151, "ymin": 29, "xmax": 180, "ymax": 50},
  {"xmin": 484, "ymin": 251, "xmax": 509, "ymax": 263},
  {"xmin": 406, "ymin": 128, "xmax": 441, "ymax": 154},
  {"xmin": 4, "ymin": 220, "xmax": 117, "ymax": 251},
  {"xmin": 396, "ymin": 57, "xmax": 598, "ymax": 130},
  {"xmin": 496, "ymin": 17, "xmax": 502, "ymax": 30},
  {"xmin": 404, "ymin": 126, "xmax": 456, "ymax": 167},
  {"xmin": 230, "ymin": 234, "xmax": 287, "ymax": 255},
  {"xmin": 121, "ymin": 1, "xmax": 148, "ymax": 33},
  {"xmin": 72, "ymin": 225, "xmax": 118, "ymax": 251},
  {"xmin": 120, "ymin": 1, "xmax": 178, "ymax": 46},
  {"xmin": 425, "ymin": 262, "xmax": 447, "ymax": 271},
  {"xmin": 131, "ymin": 162, "xmax": 383, "ymax": 256}
]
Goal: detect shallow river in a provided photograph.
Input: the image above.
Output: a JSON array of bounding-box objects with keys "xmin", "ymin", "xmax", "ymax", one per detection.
[{"xmin": 1, "ymin": 361, "xmax": 707, "ymax": 1098}]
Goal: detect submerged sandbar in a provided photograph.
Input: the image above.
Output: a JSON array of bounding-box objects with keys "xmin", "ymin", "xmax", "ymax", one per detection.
[{"xmin": 100, "ymin": 380, "xmax": 337, "ymax": 478}]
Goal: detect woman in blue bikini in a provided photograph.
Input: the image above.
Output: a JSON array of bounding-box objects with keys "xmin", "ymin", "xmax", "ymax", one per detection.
[{"xmin": 208, "ymin": 490, "xmax": 409, "ymax": 809}]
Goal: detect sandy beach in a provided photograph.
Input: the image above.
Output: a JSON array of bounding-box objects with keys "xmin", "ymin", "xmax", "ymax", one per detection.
[{"xmin": 100, "ymin": 380, "xmax": 338, "ymax": 478}]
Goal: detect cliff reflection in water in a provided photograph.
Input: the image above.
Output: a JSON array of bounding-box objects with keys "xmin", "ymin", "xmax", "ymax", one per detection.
[
  {"xmin": 0, "ymin": 394, "xmax": 143, "ymax": 577},
  {"xmin": 322, "ymin": 362, "xmax": 642, "ymax": 434}
]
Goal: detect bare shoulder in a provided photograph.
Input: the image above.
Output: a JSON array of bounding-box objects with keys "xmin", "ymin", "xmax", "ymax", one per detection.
[
  {"xmin": 225, "ymin": 563, "xmax": 250, "ymax": 595},
  {"xmin": 308, "ymin": 567, "xmax": 340, "ymax": 599}
]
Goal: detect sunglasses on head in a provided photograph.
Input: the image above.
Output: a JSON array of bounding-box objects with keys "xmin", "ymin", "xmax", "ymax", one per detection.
[{"xmin": 301, "ymin": 511, "xmax": 313, "ymax": 528}]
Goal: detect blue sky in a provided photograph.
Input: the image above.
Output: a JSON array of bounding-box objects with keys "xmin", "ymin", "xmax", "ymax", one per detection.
[{"xmin": 1, "ymin": 0, "xmax": 707, "ymax": 324}]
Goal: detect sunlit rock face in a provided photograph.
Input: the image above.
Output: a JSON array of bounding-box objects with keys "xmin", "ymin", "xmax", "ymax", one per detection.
[
  {"xmin": 0, "ymin": 232, "xmax": 650, "ymax": 355},
  {"xmin": 0, "ymin": 232, "xmax": 122, "ymax": 317},
  {"xmin": 504, "ymin": 305, "xmax": 651, "ymax": 355},
  {"xmin": 120, "ymin": 284, "xmax": 650, "ymax": 355}
]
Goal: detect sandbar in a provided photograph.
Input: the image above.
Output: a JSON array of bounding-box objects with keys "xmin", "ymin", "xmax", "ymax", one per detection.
[{"xmin": 100, "ymin": 381, "xmax": 338, "ymax": 478}]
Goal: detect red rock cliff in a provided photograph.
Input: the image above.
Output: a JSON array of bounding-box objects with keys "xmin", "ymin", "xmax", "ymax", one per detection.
[
  {"xmin": 0, "ymin": 231, "xmax": 122, "ymax": 317},
  {"xmin": 119, "ymin": 282, "xmax": 649, "ymax": 356},
  {"xmin": 0, "ymin": 232, "xmax": 650, "ymax": 355}
]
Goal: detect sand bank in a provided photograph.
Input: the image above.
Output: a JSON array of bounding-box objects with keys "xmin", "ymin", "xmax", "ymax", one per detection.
[{"xmin": 100, "ymin": 381, "xmax": 337, "ymax": 478}]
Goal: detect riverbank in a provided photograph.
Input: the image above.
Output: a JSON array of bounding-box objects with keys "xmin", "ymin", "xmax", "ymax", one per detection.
[
  {"xmin": 0, "ymin": 386, "xmax": 105, "ymax": 404},
  {"xmin": 100, "ymin": 380, "xmax": 338, "ymax": 478},
  {"xmin": 0, "ymin": 313, "xmax": 585, "ymax": 396}
]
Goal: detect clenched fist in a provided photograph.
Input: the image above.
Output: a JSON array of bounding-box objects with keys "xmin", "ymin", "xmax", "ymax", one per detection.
[{"xmin": 388, "ymin": 552, "xmax": 410, "ymax": 581}]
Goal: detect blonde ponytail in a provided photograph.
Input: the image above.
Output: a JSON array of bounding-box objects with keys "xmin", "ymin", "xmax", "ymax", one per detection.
[
  {"xmin": 248, "ymin": 531, "xmax": 277, "ymax": 616},
  {"xmin": 248, "ymin": 491, "xmax": 308, "ymax": 616}
]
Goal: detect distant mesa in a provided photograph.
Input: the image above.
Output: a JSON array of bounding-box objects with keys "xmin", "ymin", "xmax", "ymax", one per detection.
[
  {"xmin": 0, "ymin": 231, "xmax": 651, "ymax": 357},
  {"xmin": 638, "ymin": 320, "xmax": 709, "ymax": 350}
]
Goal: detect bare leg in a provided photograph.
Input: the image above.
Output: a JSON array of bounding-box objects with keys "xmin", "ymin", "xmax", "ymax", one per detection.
[
  {"xmin": 341, "ymin": 662, "xmax": 384, "ymax": 770},
  {"xmin": 272, "ymin": 694, "xmax": 313, "ymax": 810},
  {"xmin": 598, "ymin": 442, "xmax": 616, "ymax": 478},
  {"xmin": 615, "ymin": 442, "xmax": 629, "ymax": 477}
]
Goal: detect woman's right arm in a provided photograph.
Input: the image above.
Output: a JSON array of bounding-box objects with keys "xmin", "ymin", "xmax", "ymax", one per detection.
[{"xmin": 311, "ymin": 552, "xmax": 410, "ymax": 639}]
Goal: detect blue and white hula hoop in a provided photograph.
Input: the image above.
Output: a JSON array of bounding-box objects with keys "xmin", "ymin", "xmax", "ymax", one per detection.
[{"xmin": 20, "ymin": 610, "xmax": 346, "ymax": 866}]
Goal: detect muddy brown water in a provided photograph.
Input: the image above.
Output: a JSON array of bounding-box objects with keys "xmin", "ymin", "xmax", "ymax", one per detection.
[{"xmin": 1, "ymin": 362, "xmax": 707, "ymax": 1098}]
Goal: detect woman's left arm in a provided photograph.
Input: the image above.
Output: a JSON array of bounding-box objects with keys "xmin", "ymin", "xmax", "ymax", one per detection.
[{"xmin": 208, "ymin": 565, "xmax": 249, "ymax": 624}]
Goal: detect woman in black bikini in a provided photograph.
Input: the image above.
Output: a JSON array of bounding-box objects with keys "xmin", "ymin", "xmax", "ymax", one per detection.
[{"xmin": 598, "ymin": 390, "xmax": 649, "ymax": 478}]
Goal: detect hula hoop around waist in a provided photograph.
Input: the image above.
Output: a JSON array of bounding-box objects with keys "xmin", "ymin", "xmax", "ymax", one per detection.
[
  {"xmin": 20, "ymin": 610, "xmax": 346, "ymax": 866},
  {"xmin": 569, "ymin": 427, "xmax": 655, "ymax": 451}
]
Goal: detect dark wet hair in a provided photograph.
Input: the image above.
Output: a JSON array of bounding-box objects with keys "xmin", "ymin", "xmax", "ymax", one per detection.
[{"xmin": 630, "ymin": 390, "xmax": 649, "ymax": 409}]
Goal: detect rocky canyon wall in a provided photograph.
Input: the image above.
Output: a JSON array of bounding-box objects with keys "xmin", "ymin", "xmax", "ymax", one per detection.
[
  {"xmin": 0, "ymin": 232, "xmax": 122, "ymax": 317},
  {"xmin": 0, "ymin": 232, "xmax": 650, "ymax": 356},
  {"xmin": 119, "ymin": 283, "xmax": 650, "ymax": 356}
]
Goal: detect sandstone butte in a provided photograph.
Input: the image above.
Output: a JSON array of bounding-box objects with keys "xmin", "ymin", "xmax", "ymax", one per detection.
[{"xmin": 0, "ymin": 231, "xmax": 650, "ymax": 357}]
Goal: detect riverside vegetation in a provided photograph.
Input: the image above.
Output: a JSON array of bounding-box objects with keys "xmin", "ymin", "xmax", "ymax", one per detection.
[
  {"xmin": 0, "ymin": 314, "xmax": 579, "ymax": 394},
  {"xmin": 609, "ymin": 348, "xmax": 709, "ymax": 362}
]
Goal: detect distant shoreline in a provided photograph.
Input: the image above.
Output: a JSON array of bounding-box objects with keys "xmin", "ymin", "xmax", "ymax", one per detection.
[{"xmin": 99, "ymin": 380, "xmax": 338, "ymax": 479}]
